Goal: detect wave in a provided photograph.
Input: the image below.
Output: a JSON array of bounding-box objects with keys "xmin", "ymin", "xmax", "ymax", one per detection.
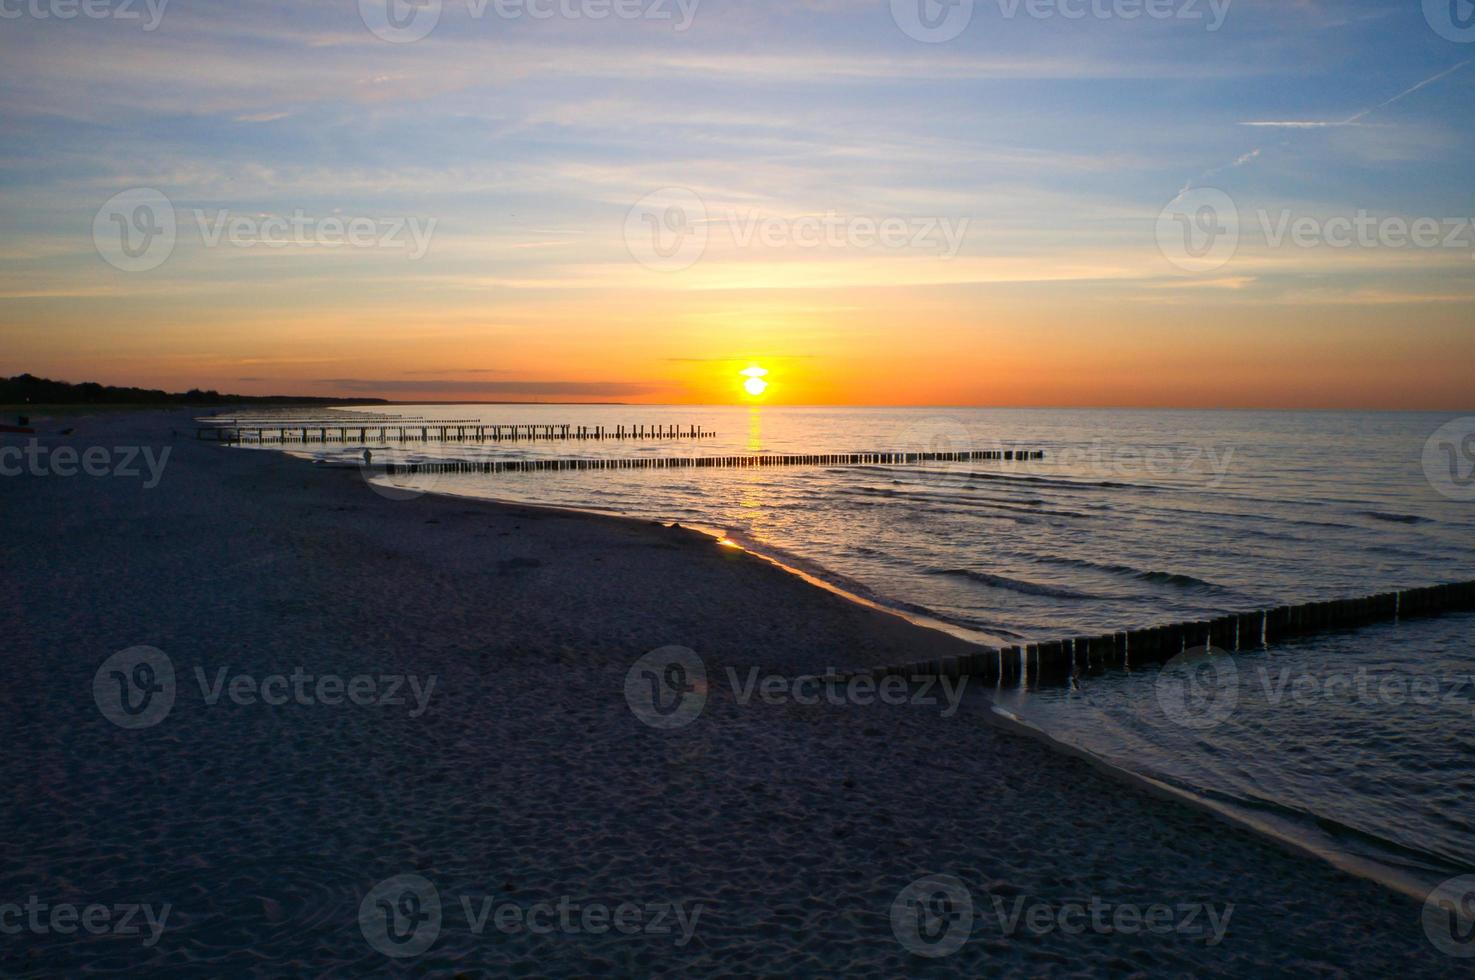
[
  {"xmin": 925, "ymin": 567, "xmax": 1098, "ymax": 600},
  {"xmin": 1032, "ymin": 554, "xmax": 1230, "ymax": 593},
  {"xmin": 986, "ymin": 699, "xmax": 1473, "ymax": 904},
  {"xmin": 958, "ymin": 470, "xmax": 1149, "ymax": 492},
  {"xmin": 1136, "ymin": 570, "xmax": 1227, "ymax": 590},
  {"xmin": 840, "ymin": 465, "xmax": 1152, "ymax": 493},
  {"xmin": 1358, "ymin": 510, "xmax": 1431, "ymax": 525},
  {"xmin": 838, "ymin": 484, "xmax": 1095, "ymax": 520},
  {"xmin": 709, "ymin": 530, "xmax": 1019, "ymax": 646}
]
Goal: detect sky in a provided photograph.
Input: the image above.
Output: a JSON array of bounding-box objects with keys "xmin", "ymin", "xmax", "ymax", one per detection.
[{"xmin": 0, "ymin": 0, "xmax": 1472, "ymax": 408}]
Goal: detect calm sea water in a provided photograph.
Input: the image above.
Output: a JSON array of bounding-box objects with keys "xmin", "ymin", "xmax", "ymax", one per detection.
[
  {"xmin": 252, "ymin": 405, "xmax": 1475, "ymax": 897},
  {"xmin": 289, "ymin": 406, "xmax": 1474, "ymax": 638}
]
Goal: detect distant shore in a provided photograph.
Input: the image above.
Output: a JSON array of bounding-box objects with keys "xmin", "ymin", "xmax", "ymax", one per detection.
[{"xmin": 0, "ymin": 407, "xmax": 1456, "ymax": 976}]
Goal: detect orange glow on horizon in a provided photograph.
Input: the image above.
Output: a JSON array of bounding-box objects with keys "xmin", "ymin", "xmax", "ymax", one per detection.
[{"xmin": 8, "ymin": 284, "xmax": 1472, "ymax": 410}]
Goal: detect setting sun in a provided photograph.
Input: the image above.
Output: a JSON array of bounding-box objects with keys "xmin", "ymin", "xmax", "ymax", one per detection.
[{"xmin": 740, "ymin": 366, "xmax": 770, "ymax": 398}]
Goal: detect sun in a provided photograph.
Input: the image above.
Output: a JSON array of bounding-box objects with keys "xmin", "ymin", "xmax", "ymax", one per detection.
[{"xmin": 740, "ymin": 366, "xmax": 769, "ymax": 398}]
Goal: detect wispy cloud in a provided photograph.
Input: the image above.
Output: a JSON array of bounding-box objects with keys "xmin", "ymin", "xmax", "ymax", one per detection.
[
  {"xmin": 399, "ymin": 368, "xmax": 514, "ymax": 376},
  {"xmin": 313, "ymin": 378, "xmax": 662, "ymax": 396},
  {"xmin": 664, "ymin": 354, "xmax": 817, "ymax": 364},
  {"xmin": 1238, "ymin": 120, "xmax": 1357, "ymax": 129}
]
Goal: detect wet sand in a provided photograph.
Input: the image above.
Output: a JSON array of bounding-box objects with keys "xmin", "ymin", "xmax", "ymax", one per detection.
[{"xmin": 0, "ymin": 408, "xmax": 1455, "ymax": 976}]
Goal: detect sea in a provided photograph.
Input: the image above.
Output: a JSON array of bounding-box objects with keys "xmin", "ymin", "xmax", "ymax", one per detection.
[{"xmin": 249, "ymin": 405, "xmax": 1475, "ymax": 900}]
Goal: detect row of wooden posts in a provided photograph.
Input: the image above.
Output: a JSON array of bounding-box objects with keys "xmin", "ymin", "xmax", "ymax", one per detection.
[
  {"xmin": 861, "ymin": 581, "xmax": 1475, "ymax": 688},
  {"xmin": 380, "ymin": 449, "xmax": 1047, "ymax": 475},
  {"xmin": 200, "ymin": 416, "xmax": 455, "ymax": 425},
  {"xmin": 199, "ymin": 424, "xmax": 719, "ymax": 445}
]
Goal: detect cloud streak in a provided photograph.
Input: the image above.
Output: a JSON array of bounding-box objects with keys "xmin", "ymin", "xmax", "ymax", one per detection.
[
  {"xmin": 1238, "ymin": 120, "xmax": 1356, "ymax": 128},
  {"xmin": 1184, "ymin": 60, "xmax": 1473, "ymax": 196},
  {"xmin": 312, "ymin": 379, "xmax": 662, "ymax": 397}
]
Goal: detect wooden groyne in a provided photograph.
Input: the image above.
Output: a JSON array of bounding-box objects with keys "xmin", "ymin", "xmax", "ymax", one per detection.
[
  {"xmin": 199, "ymin": 423, "xmax": 719, "ymax": 445},
  {"xmin": 863, "ymin": 581, "xmax": 1475, "ymax": 688},
  {"xmin": 379, "ymin": 449, "xmax": 1047, "ymax": 475},
  {"xmin": 197, "ymin": 412, "xmax": 444, "ymax": 430}
]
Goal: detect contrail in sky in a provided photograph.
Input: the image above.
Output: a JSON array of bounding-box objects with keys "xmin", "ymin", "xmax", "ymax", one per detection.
[{"xmin": 1176, "ymin": 60, "xmax": 1471, "ymax": 197}]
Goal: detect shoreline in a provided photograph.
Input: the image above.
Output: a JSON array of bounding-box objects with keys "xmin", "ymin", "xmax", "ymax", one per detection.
[
  {"xmin": 314, "ymin": 452, "xmax": 994, "ymax": 673},
  {"xmin": 384, "ymin": 475, "xmax": 1014, "ymax": 650},
  {"xmin": 436, "ymin": 442, "xmax": 1470, "ymax": 906},
  {"xmin": 281, "ymin": 430, "xmax": 1475, "ymax": 909},
  {"xmin": 2, "ymin": 407, "xmax": 1459, "ymax": 975},
  {"xmin": 305, "ymin": 432, "xmax": 1016, "ymax": 649},
  {"xmin": 984, "ymin": 701, "xmax": 1447, "ymax": 906}
]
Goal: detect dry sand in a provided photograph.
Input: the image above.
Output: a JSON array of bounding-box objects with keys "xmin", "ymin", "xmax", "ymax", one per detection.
[{"xmin": 0, "ymin": 408, "xmax": 1457, "ymax": 976}]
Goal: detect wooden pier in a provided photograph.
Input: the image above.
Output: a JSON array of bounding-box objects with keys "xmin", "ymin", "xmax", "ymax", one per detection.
[
  {"xmin": 856, "ymin": 580, "xmax": 1475, "ymax": 688},
  {"xmin": 379, "ymin": 449, "xmax": 1047, "ymax": 475},
  {"xmin": 198, "ymin": 422, "xmax": 718, "ymax": 444}
]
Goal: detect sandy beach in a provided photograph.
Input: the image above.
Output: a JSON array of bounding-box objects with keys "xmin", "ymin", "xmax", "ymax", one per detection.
[{"xmin": 0, "ymin": 408, "xmax": 1457, "ymax": 976}]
